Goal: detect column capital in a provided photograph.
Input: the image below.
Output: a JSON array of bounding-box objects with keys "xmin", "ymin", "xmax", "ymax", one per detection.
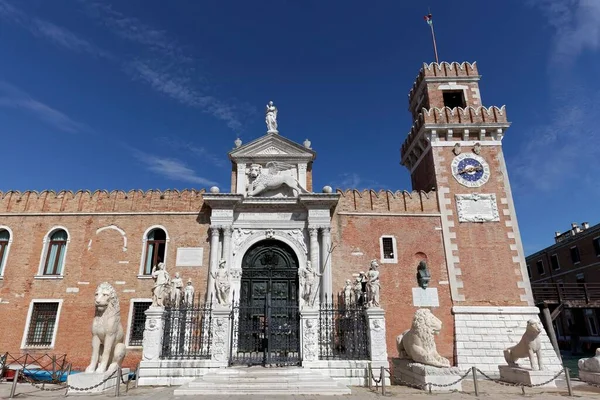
[
  {"xmin": 308, "ymin": 226, "xmax": 319, "ymax": 237},
  {"xmin": 210, "ymin": 226, "xmax": 222, "ymax": 237},
  {"xmin": 319, "ymin": 226, "xmax": 331, "ymax": 234},
  {"xmin": 223, "ymin": 226, "xmax": 233, "ymax": 236}
]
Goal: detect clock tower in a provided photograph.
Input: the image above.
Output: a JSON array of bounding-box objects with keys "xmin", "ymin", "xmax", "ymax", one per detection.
[{"xmin": 400, "ymin": 62, "xmax": 561, "ymax": 371}]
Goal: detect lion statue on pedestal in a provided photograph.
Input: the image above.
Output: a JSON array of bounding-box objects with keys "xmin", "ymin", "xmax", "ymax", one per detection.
[
  {"xmin": 396, "ymin": 308, "xmax": 451, "ymax": 368},
  {"xmin": 245, "ymin": 162, "xmax": 309, "ymax": 197},
  {"xmin": 504, "ymin": 319, "xmax": 544, "ymax": 370},
  {"xmin": 85, "ymin": 282, "xmax": 126, "ymax": 374}
]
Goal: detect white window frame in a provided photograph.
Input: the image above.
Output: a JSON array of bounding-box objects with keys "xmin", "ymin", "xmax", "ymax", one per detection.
[
  {"xmin": 0, "ymin": 225, "xmax": 14, "ymax": 278},
  {"xmin": 550, "ymin": 254, "xmax": 560, "ymax": 271},
  {"xmin": 21, "ymin": 299, "xmax": 63, "ymax": 349},
  {"xmin": 125, "ymin": 298, "xmax": 153, "ymax": 348},
  {"xmin": 570, "ymin": 246, "xmax": 581, "ymax": 265},
  {"xmin": 536, "ymin": 260, "xmax": 545, "ymax": 275},
  {"xmin": 36, "ymin": 226, "xmax": 70, "ymax": 279},
  {"xmin": 138, "ymin": 225, "xmax": 170, "ymax": 278},
  {"xmin": 585, "ymin": 309, "xmax": 599, "ymax": 336},
  {"xmin": 379, "ymin": 235, "xmax": 398, "ymax": 264}
]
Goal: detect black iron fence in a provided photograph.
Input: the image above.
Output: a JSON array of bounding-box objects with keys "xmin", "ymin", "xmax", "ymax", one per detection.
[
  {"xmin": 160, "ymin": 297, "xmax": 212, "ymax": 359},
  {"xmin": 319, "ymin": 296, "xmax": 370, "ymax": 360}
]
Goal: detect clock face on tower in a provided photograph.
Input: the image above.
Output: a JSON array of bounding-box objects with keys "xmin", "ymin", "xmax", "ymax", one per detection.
[{"xmin": 451, "ymin": 153, "xmax": 491, "ymax": 188}]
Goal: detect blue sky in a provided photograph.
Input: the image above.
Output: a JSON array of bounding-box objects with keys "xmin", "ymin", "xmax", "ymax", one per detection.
[{"xmin": 1, "ymin": 0, "xmax": 599, "ymax": 254}]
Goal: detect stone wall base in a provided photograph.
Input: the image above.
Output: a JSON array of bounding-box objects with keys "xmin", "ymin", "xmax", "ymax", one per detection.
[
  {"xmin": 391, "ymin": 358, "xmax": 463, "ymax": 392},
  {"xmin": 303, "ymin": 359, "xmax": 390, "ymax": 386},
  {"xmin": 453, "ymin": 306, "xmax": 562, "ymax": 374}
]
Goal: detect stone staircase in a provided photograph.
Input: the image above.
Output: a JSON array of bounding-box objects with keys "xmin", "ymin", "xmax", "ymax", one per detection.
[{"xmin": 173, "ymin": 366, "xmax": 352, "ymax": 396}]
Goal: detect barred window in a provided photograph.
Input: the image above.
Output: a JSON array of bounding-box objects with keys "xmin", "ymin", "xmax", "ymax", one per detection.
[
  {"xmin": 129, "ymin": 301, "xmax": 152, "ymax": 346},
  {"xmin": 382, "ymin": 238, "xmax": 394, "ymax": 259},
  {"xmin": 26, "ymin": 302, "xmax": 59, "ymax": 346}
]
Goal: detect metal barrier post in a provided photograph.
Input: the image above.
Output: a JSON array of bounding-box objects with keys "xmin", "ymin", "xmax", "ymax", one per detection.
[
  {"xmin": 367, "ymin": 364, "xmax": 372, "ymax": 390},
  {"xmin": 64, "ymin": 363, "xmax": 72, "ymax": 397},
  {"xmin": 9, "ymin": 369, "xmax": 20, "ymax": 398},
  {"xmin": 471, "ymin": 366, "xmax": 479, "ymax": 396},
  {"xmin": 114, "ymin": 367, "xmax": 121, "ymax": 397},
  {"xmin": 521, "ymin": 385, "xmax": 525, "ymax": 395},
  {"xmin": 428, "ymin": 382, "xmax": 432, "ymax": 394},
  {"xmin": 135, "ymin": 363, "xmax": 140, "ymax": 389},
  {"xmin": 564, "ymin": 367, "xmax": 573, "ymax": 397},
  {"xmin": 381, "ymin": 366, "xmax": 386, "ymax": 396}
]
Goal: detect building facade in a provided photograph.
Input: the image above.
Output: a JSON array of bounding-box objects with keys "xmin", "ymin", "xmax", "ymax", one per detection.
[
  {"xmin": 527, "ymin": 222, "xmax": 600, "ymax": 351},
  {"xmin": 0, "ymin": 61, "xmax": 561, "ymax": 377}
]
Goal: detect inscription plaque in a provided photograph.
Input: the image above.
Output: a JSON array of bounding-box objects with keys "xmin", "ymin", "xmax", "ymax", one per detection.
[
  {"xmin": 455, "ymin": 193, "xmax": 500, "ymax": 223},
  {"xmin": 176, "ymin": 247, "xmax": 204, "ymax": 267},
  {"xmin": 412, "ymin": 287, "xmax": 440, "ymax": 307}
]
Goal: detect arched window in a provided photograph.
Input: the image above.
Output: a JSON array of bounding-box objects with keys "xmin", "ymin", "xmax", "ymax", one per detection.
[
  {"xmin": 143, "ymin": 228, "xmax": 166, "ymax": 275},
  {"xmin": 0, "ymin": 228, "xmax": 10, "ymax": 275},
  {"xmin": 43, "ymin": 229, "xmax": 68, "ymax": 276}
]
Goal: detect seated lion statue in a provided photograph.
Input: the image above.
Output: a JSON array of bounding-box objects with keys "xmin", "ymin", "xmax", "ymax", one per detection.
[
  {"xmin": 85, "ymin": 282, "xmax": 126, "ymax": 374},
  {"xmin": 396, "ymin": 308, "xmax": 451, "ymax": 368},
  {"xmin": 579, "ymin": 349, "xmax": 600, "ymax": 372},
  {"xmin": 504, "ymin": 319, "xmax": 544, "ymax": 370}
]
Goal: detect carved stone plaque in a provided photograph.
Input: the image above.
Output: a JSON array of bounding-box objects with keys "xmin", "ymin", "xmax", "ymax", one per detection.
[
  {"xmin": 412, "ymin": 287, "xmax": 440, "ymax": 307},
  {"xmin": 455, "ymin": 193, "xmax": 500, "ymax": 223},
  {"xmin": 176, "ymin": 247, "xmax": 204, "ymax": 267}
]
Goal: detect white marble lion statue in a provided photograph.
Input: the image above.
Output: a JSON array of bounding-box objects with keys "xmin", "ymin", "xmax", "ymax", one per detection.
[
  {"xmin": 85, "ymin": 282, "xmax": 126, "ymax": 374},
  {"xmin": 245, "ymin": 162, "xmax": 309, "ymax": 197},
  {"xmin": 396, "ymin": 308, "xmax": 451, "ymax": 368},
  {"xmin": 503, "ymin": 319, "xmax": 544, "ymax": 371},
  {"xmin": 579, "ymin": 349, "xmax": 600, "ymax": 372}
]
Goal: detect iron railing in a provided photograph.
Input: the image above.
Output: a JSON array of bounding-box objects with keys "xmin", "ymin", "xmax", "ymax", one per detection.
[
  {"xmin": 319, "ymin": 296, "xmax": 369, "ymax": 360},
  {"xmin": 160, "ymin": 296, "xmax": 212, "ymax": 359},
  {"xmin": 532, "ymin": 283, "xmax": 600, "ymax": 305}
]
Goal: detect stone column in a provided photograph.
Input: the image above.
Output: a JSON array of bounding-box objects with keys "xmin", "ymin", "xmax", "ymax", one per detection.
[
  {"xmin": 300, "ymin": 308, "xmax": 319, "ymax": 366},
  {"xmin": 222, "ymin": 226, "xmax": 233, "ymax": 267},
  {"xmin": 308, "ymin": 226, "xmax": 320, "ymax": 304},
  {"xmin": 207, "ymin": 226, "xmax": 221, "ymax": 302},
  {"xmin": 210, "ymin": 307, "xmax": 231, "ymax": 367},
  {"xmin": 141, "ymin": 306, "xmax": 166, "ymax": 362},
  {"xmin": 320, "ymin": 227, "xmax": 332, "ymax": 303},
  {"xmin": 364, "ymin": 307, "xmax": 390, "ymax": 385}
]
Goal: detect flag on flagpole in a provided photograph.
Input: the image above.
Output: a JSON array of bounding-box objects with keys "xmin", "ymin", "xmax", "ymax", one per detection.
[{"xmin": 424, "ymin": 13, "xmax": 433, "ymax": 26}]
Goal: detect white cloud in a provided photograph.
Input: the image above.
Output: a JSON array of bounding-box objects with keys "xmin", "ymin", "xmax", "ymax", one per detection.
[
  {"xmin": 530, "ymin": 0, "xmax": 600, "ymax": 63},
  {"xmin": 154, "ymin": 137, "xmax": 226, "ymax": 168},
  {"xmin": 132, "ymin": 149, "xmax": 218, "ymax": 186},
  {"xmin": 0, "ymin": 81, "xmax": 88, "ymax": 134},
  {"xmin": 332, "ymin": 173, "xmax": 384, "ymax": 191}
]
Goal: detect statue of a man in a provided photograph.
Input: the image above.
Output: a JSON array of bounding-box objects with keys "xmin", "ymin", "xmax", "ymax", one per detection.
[
  {"xmin": 353, "ymin": 276, "xmax": 363, "ymax": 305},
  {"xmin": 151, "ymin": 262, "xmax": 170, "ymax": 307},
  {"xmin": 416, "ymin": 260, "xmax": 431, "ymax": 289},
  {"xmin": 366, "ymin": 260, "xmax": 381, "ymax": 307},
  {"xmin": 170, "ymin": 272, "xmax": 184, "ymax": 305},
  {"xmin": 265, "ymin": 100, "xmax": 278, "ymax": 133},
  {"xmin": 343, "ymin": 279, "xmax": 354, "ymax": 306},
  {"xmin": 184, "ymin": 278, "xmax": 195, "ymax": 306},
  {"xmin": 300, "ymin": 261, "xmax": 321, "ymax": 306},
  {"xmin": 212, "ymin": 259, "xmax": 231, "ymax": 305}
]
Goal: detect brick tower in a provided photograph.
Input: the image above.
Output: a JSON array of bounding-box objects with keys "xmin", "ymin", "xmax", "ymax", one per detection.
[{"xmin": 400, "ymin": 62, "xmax": 561, "ymax": 372}]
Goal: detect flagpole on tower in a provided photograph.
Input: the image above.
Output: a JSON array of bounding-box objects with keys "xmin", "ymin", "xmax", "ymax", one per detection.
[{"xmin": 424, "ymin": 9, "xmax": 439, "ymax": 64}]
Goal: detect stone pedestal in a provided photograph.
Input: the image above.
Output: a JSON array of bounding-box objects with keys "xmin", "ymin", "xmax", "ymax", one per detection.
[
  {"xmin": 300, "ymin": 308, "xmax": 319, "ymax": 364},
  {"xmin": 210, "ymin": 306, "xmax": 231, "ymax": 367},
  {"xmin": 364, "ymin": 307, "xmax": 390, "ymax": 385},
  {"xmin": 142, "ymin": 306, "xmax": 166, "ymax": 361},
  {"xmin": 392, "ymin": 359, "xmax": 463, "ymax": 392},
  {"xmin": 579, "ymin": 370, "xmax": 600, "ymax": 385},
  {"xmin": 67, "ymin": 368, "xmax": 130, "ymax": 394},
  {"xmin": 498, "ymin": 365, "xmax": 557, "ymax": 388}
]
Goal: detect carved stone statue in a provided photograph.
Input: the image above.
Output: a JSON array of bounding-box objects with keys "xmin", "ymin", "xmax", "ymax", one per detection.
[
  {"xmin": 265, "ymin": 100, "xmax": 278, "ymax": 133},
  {"xmin": 170, "ymin": 272, "xmax": 183, "ymax": 305},
  {"xmin": 151, "ymin": 262, "xmax": 170, "ymax": 307},
  {"xmin": 503, "ymin": 319, "xmax": 544, "ymax": 370},
  {"xmin": 300, "ymin": 261, "xmax": 321, "ymax": 307},
  {"xmin": 353, "ymin": 276, "xmax": 363, "ymax": 305},
  {"xmin": 343, "ymin": 279, "xmax": 354, "ymax": 306},
  {"xmin": 212, "ymin": 259, "xmax": 231, "ymax": 306},
  {"xmin": 366, "ymin": 260, "xmax": 381, "ymax": 307},
  {"xmin": 396, "ymin": 308, "xmax": 451, "ymax": 368},
  {"xmin": 85, "ymin": 283, "xmax": 126, "ymax": 373},
  {"xmin": 579, "ymin": 349, "xmax": 600, "ymax": 373},
  {"xmin": 184, "ymin": 278, "xmax": 195, "ymax": 306},
  {"xmin": 245, "ymin": 162, "xmax": 309, "ymax": 197},
  {"xmin": 417, "ymin": 261, "xmax": 431, "ymax": 289}
]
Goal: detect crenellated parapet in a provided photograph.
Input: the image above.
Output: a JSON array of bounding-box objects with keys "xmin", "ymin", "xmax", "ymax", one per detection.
[
  {"xmin": 334, "ymin": 189, "xmax": 438, "ymax": 214},
  {"xmin": 0, "ymin": 189, "xmax": 206, "ymax": 213},
  {"xmin": 409, "ymin": 62, "xmax": 479, "ymax": 106}
]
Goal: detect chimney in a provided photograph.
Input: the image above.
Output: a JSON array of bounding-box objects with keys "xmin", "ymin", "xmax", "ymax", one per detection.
[
  {"xmin": 582, "ymin": 222, "xmax": 590, "ymax": 230},
  {"xmin": 555, "ymin": 231, "xmax": 561, "ymax": 238}
]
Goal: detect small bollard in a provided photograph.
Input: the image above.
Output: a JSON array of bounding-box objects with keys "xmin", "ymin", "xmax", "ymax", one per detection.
[
  {"xmin": 471, "ymin": 366, "xmax": 479, "ymax": 397},
  {"xmin": 367, "ymin": 365, "xmax": 372, "ymax": 390},
  {"xmin": 428, "ymin": 382, "xmax": 432, "ymax": 394},
  {"xmin": 564, "ymin": 367, "xmax": 573, "ymax": 397},
  {"xmin": 380, "ymin": 366, "xmax": 386, "ymax": 396},
  {"xmin": 114, "ymin": 367, "xmax": 121, "ymax": 397},
  {"xmin": 134, "ymin": 363, "xmax": 140, "ymax": 389},
  {"xmin": 64, "ymin": 363, "xmax": 72, "ymax": 397},
  {"xmin": 521, "ymin": 385, "xmax": 525, "ymax": 395},
  {"xmin": 9, "ymin": 368, "xmax": 20, "ymax": 399}
]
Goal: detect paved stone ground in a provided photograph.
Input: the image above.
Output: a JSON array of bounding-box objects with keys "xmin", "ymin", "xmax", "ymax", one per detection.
[{"xmin": 2, "ymin": 379, "xmax": 600, "ymax": 399}]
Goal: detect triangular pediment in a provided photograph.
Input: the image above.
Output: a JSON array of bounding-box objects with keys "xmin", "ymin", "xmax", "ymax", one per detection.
[{"xmin": 229, "ymin": 133, "xmax": 316, "ymax": 162}]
